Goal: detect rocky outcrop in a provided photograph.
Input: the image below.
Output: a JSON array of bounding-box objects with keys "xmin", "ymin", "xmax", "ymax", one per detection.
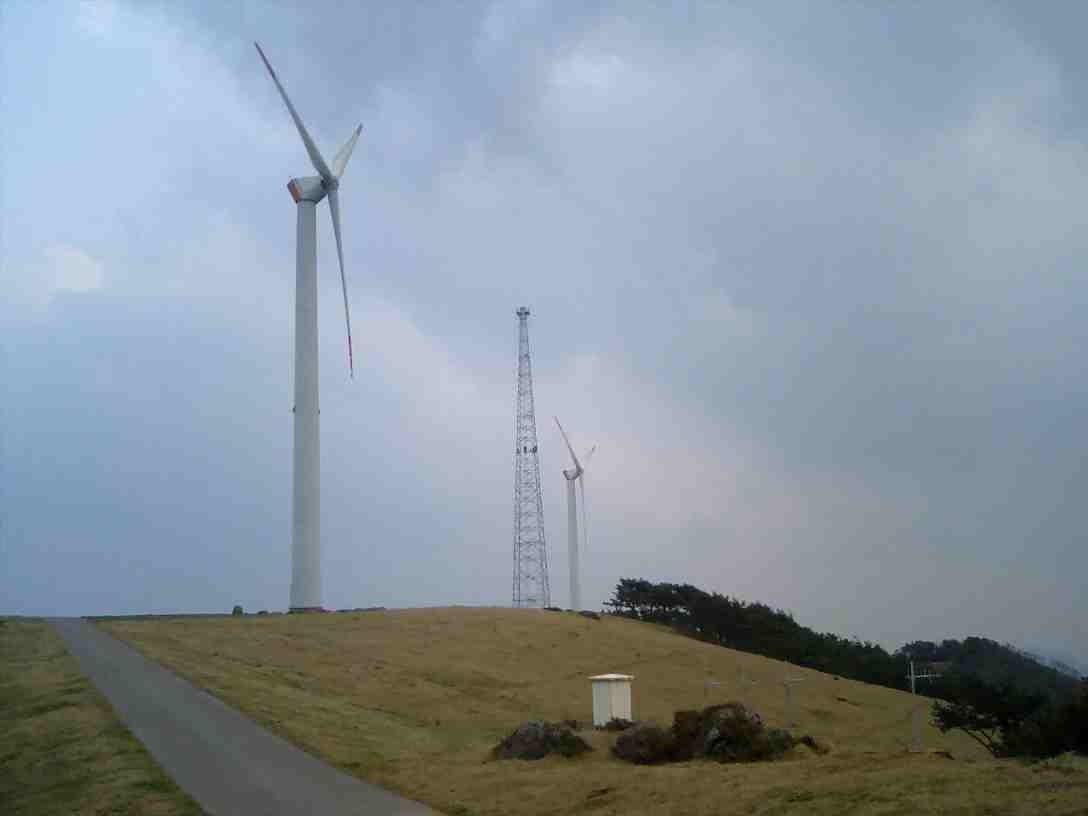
[
  {"xmin": 491, "ymin": 721, "xmax": 592, "ymax": 760},
  {"xmin": 611, "ymin": 722, "xmax": 675, "ymax": 764}
]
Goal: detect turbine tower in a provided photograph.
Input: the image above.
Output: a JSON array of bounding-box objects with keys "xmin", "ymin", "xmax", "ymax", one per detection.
[
  {"xmin": 555, "ymin": 417, "xmax": 595, "ymax": 611},
  {"xmin": 512, "ymin": 307, "xmax": 550, "ymax": 608},
  {"xmin": 256, "ymin": 43, "xmax": 362, "ymax": 612}
]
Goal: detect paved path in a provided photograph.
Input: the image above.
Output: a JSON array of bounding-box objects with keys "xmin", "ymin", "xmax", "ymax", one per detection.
[{"xmin": 51, "ymin": 618, "xmax": 438, "ymax": 816}]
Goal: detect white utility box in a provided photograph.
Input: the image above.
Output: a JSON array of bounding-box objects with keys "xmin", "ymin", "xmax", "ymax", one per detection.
[{"xmin": 589, "ymin": 673, "xmax": 634, "ymax": 727}]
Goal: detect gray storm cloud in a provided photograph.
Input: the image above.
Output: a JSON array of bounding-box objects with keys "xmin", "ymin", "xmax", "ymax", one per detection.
[{"xmin": 1, "ymin": 0, "xmax": 1085, "ymax": 663}]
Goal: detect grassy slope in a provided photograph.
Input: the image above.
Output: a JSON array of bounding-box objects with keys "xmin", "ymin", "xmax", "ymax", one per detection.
[
  {"xmin": 0, "ymin": 618, "xmax": 203, "ymax": 816},
  {"xmin": 102, "ymin": 608, "xmax": 1088, "ymax": 816}
]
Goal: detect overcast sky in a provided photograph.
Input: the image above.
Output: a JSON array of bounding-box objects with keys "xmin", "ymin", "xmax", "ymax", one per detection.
[{"xmin": 2, "ymin": 1, "xmax": 1086, "ymax": 667}]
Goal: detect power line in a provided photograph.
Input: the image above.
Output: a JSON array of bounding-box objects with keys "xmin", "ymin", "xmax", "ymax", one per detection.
[{"xmin": 906, "ymin": 659, "xmax": 941, "ymax": 752}]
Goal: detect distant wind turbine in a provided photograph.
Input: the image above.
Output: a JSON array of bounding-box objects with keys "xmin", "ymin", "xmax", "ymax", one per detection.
[
  {"xmin": 256, "ymin": 42, "xmax": 362, "ymax": 612},
  {"xmin": 555, "ymin": 417, "xmax": 596, "ymax": 611}
]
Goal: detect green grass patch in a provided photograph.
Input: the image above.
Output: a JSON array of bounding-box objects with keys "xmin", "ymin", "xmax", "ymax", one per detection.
[{"xmin": 0, "ymin": 617, "xmax": 203, "ymax": 815}]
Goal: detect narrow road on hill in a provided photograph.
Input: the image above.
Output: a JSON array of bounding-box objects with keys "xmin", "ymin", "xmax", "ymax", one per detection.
[{"xmin": 51, "ymin": 618, "xmax": 438, "ymax": 816}]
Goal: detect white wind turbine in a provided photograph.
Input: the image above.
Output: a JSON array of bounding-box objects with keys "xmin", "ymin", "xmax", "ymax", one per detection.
[
  {"xmin": 555, "ymin": 417, "xmax": 596, "ymax": 611},
  {"xmin": 256, "ymin": 42, "xmax": 362, "ymax": 612}
]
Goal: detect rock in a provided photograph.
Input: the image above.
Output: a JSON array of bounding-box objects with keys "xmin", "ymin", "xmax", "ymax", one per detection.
[
  {"xmin": 603, "ymin": 717, "xmax": 634, "ymax": 732},
  {"xmin": 699, "ymin": 703, "xmax": 762, "ymax": 758},
  {"xmin": 544, "ymin": 606, "xmax": 563, "ymax": 612},
  {"xmin": 612, "ymin": 722, "xmax": 675, "ymax": 764},
  {"xmin": 798, "ymin": 735, "xmax": 828, "ymax": 754},
  {"xmin": 761, "ymin": 728, "xmax": 796, "ymax": 757},
  {"xmin": 257, "ymin": 610, "xmax": 268, "ymax": 615},
  {"xmin": 671, "ymin": 703, "xmax": 796, "ymax": 763},
  {"xmin": 671, "ymin": 709, "xmax": 703, "ymax": 760},
  {"xmin": 578, "ymin": 610, "xmax": 601, "ymax": 620},
  {"xmin": 612, "ymin": 705, "xmax": 800, "ymax": 767},
  {"xmin": 491, "ymin": 721, "xmax": 592, "ymax": 760},
  {"xmin": 231, "ymin": 605, "xmax": 243, "ymax": 616}
]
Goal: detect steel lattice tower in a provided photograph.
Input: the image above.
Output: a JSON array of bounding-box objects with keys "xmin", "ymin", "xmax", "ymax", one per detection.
[{"xmin": 512, "ymin": 307, "xmax": 550, "ymax": 607}]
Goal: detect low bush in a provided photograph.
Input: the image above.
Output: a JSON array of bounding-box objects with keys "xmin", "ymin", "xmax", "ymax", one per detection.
[{"xmin": 491, "ymin": 721, "xmax": 592, "ymax": 760}]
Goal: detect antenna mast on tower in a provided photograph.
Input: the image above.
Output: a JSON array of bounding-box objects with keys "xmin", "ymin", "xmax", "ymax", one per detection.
[{"xmin": 512, "ymin": 307, "xmax": 550, "ymax": 608}]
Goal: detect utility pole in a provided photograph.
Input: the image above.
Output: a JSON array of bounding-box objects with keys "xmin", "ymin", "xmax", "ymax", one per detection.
[
  {"xmin": 511, "ymin": 307, "xmax": 550, "ymax": 608},
  {"xmin": 703, "ymin": 674, "xmax": 721, "ymax": 702},
  {"xmin": 782, "ymin": 662, "xmax": 804, "ymax": 729},
  {"xmin": 907, "ymin": 660, "xmax": 941, "ymax": 752},
  {"xmin": 737, "ymin": 666, "xmax": 758, "ymax": 694}
]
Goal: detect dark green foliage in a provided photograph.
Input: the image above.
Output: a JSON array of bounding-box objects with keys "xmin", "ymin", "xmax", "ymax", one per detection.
[
  {"xmin": 1007, "ymin": 682, "xmax": 1088, "ymax": 758},
  {"xmin": 606, "ymin": 579, "xmax": 904, "ymax": 688},
  {"xmin": 607, "ymin": 579, "xmax": 1081, "ymax": 702},
  {"xmin": 930, "ymin": 675, "xmax": 1047, "ymax": 756},
  {"xmin": 932, "ymin": 675, "xmax": 1088, "ymax": 758},
  {"xmin": 899, "ymin": 637, "xmax": 1080, "ymax": 702},
  {"xmin": 1058, "ymin": 685, "xmax": 1088, "ymax": 754}
]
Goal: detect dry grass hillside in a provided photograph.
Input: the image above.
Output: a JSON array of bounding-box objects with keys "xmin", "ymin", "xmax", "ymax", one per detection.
[{"xmin": 102, "ymin": 608, "xmax": 1088, "ymax": 815}]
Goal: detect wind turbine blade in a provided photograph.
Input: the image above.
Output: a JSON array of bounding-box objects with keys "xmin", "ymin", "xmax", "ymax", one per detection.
[
  {"xmin": 332, "ymin": 125, "xmax": 363, "ymax": 178},
  {"xmin": 254, "ymin": 42, "xmax": 333, "ymax": 180},
  {"xmin": 583, "ymin": 444, "xmax": 597, "ymax": 466},
  {"xmin": 554, "ymin": 416, "xmax": 582, "ymax": 471},
  {"xmin": 327, "ymin": 187, "xmax": 354, "ymax": 377}
]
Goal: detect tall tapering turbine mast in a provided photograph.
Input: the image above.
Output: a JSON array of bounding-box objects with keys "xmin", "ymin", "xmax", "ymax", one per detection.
[
  {"xmin": 512, "ymin": 307, "xmax": 550, "ymax": 608},
  {"xmin": 565, "ymin": 477, "xmax": 579, "ymax": 610},
  {"xmin": 256, "ymin": 43, "xmax": 362, "ymax": 612}
]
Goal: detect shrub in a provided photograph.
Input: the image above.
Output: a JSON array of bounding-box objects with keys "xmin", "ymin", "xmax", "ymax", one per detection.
[
  {"xmin": 612, "ymin": 723, "xmax": 675, "ymax": 764},
  {"xmin": 491, "ymin": 721, "xmax": 591, "ymax": 760}
]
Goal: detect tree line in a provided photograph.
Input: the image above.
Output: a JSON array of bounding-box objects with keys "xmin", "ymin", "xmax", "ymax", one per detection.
[
  {"xmin": 606, "ymin": 578, "xmax": 1086, "ymax": 757},
  {"xmin": 606, "ymin": 578, "xmax": 909, "ymax": 688}
]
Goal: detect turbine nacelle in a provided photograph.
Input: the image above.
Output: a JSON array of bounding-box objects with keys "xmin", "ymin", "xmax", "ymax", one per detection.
[
  {"xmin": 287, "ymin": 177, "xmax": 327, "ymax": 204},
  {"xmin": 555, "ymin": 416, "xmax": 595, "ymax": 481},
  {"xmin": 257, "ymin": 41, "xmax": 362, "ymax": 377}
]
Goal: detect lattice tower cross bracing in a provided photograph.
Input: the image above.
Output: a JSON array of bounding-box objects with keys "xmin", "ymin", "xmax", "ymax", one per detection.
[{"xmin": 512, "ymin": 307, "xmax": 550, "ymax": 608}]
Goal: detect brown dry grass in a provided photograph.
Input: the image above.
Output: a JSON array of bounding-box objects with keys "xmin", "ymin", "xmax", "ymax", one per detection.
[
  {"xmin": 0, "ymin": 617, "xmax": 203, "ymax": 816},
  {"xmin": 101, "ymin": 608, "xmax": 1088, "ymax": 815}
]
